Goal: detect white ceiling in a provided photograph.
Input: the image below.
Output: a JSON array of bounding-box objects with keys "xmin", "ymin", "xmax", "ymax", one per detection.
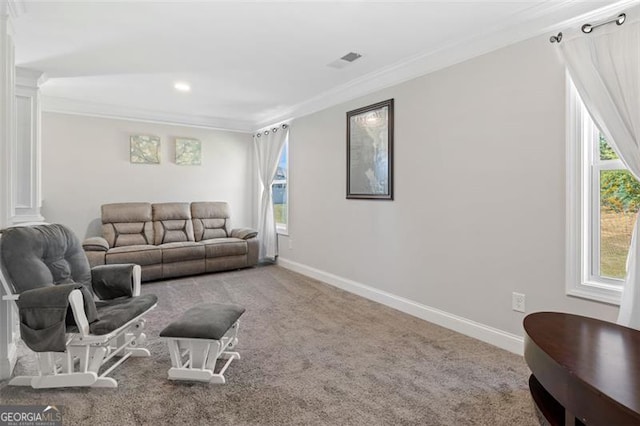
[{"xmin": 11, "ymin": 0, "xmax": 636, "ymax": 131}]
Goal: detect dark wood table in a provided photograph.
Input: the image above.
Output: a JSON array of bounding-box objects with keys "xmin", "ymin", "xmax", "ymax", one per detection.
[{"xmin": 523, "ymin": 312, "xmax": 640, "ymax": 426}]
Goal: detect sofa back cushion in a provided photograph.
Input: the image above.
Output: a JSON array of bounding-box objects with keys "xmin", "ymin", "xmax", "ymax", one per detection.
[
  {"xmin": 102, "ymin": 203, "xmax": 153, "ymax": 248},
  {"xmin": 191, "ymin": 202, "xmax": 232, "ymax": 241},
  {"xmin": 153, "ymin": 203, "xmax": 195, "ymax": 244}
]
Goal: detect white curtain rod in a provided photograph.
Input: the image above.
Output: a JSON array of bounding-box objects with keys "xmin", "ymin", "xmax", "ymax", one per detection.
[
  {"xmin": 255, "ymin": 123, "xmax": 288, "ymax": 138},
  {"xmin": 550, "ymin": 12, "xmax": 627, "ymax": 43}
]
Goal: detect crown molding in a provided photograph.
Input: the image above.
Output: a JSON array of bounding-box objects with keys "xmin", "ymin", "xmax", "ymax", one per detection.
[
  {"xmin": 16, "ymin": 67, "xmax": 46, "ymax": 88},
  {"xmin": 255, "ymin": 0, "xmax": 640, "ymax": 128},
  {"xmin": 41, "ymin": 96, "xmax": 254, "ymax": 133}
]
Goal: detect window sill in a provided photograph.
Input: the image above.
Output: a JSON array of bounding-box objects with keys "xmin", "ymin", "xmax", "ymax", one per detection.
[
  {"xmin": 276, "ymin": 225, "xmax": 288, "ymax": 236},
  {"xmin": 566, "ymin": 282, "xmax": 622, "ymax": 306}
]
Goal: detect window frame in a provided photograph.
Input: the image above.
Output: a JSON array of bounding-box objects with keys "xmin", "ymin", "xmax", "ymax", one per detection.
[
  {"xmin": 566, "ymin": 76, "xmax": 623, "ymax": 305},
  {"xmin": 272, "ymin": 140, "xmax": 288, "ymax": 235}
]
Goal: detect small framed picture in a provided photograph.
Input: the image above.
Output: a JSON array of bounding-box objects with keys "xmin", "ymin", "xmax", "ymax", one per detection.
[
  {"xmin": 175, "ymin": 138, "xmax": 202, "ymax": 165},
  {"xmin": 346, "ymin": 99, "xmax": 394, "ymax": 200},
  {"xmin": 130, "ymin": 135, "xmax": 160, "ymax": 164}
]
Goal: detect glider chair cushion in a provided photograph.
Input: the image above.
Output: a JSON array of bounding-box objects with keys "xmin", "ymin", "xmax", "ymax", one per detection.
[
  {"xmin": 0, "ymin": 223, "xmax": 157, "ymax": 389},
  {"xmin": 1, "ymin": 224, "xmax": 99, "ymax": 342}
]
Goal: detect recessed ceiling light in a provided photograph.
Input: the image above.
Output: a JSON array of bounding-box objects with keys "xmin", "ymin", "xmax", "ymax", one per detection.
[{"xmin": 174, "ymin": 82, "xmax": 191, "ymax": 92}]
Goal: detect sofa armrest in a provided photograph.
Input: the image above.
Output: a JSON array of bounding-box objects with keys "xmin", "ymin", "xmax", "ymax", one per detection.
[
  {"xmin": 91, "ymin": 264, "xmax": 141, "ymax": 299},
  {"xmin": 82, "ymin": 236, "xmax": 109, "ymax": 252},
  {"xmin": 231, "ymin": 228, "xmax": 258, "ymax": 240}
]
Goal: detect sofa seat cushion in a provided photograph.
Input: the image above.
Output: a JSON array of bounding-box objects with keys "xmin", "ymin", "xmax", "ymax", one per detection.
[
  {"xmin": 159, "ymin": 242, "xmax": 205, "ymax": 263},
  {"xmin": 198, "ymin": 238, "xmax": 247, "ymax": 257},
  {"xmin": 105, "ymin": 245, "xmax": 162, "ymax": 266}
]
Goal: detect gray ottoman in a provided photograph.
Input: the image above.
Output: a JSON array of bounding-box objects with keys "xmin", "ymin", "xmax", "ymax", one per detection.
[{"xmin": 160, "ymin": 303, "xmax": 245, "ymax": 384}]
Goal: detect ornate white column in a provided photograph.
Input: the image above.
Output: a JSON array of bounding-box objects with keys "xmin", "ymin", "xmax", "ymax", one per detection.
[
  {"xmin": 0, "ymin": 0, "xmax": 25, "ymax": 380},
  {"xmin": 12, "ymin": 67, "xmax": 45, "ymax": 223},
  {"xmin": 0, "ymin": 4, "xmax": 15, "ymax": 229}
]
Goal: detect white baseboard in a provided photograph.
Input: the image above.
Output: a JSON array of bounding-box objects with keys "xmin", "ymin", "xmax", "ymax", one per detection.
[{"xmin": 277, "ymin": 258, "xmax": 524, "ymax": 355}]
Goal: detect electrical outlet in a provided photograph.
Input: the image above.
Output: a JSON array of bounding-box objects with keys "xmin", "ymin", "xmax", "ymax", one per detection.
[{"xmin": 512, "ymin": 292, "xmax": 525, "ymax": 313}]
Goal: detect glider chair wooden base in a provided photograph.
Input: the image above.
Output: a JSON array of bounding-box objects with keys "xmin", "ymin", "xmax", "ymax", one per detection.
[
  {"xmin": 7, "ymin": 308, "xmax": 150, "ymax": 389},
  {"xmin": 0, "ymin": 224, "xmax": 157, "ymax": 389}
]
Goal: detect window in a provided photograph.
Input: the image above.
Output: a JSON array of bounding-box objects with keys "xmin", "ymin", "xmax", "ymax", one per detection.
[
  {"xmin": 567, "ymin": 78, "xmax": 640, "ymax": 304},
  {"xmin": 272, "ymin": 141, "xmax": 288, "ymax": 234}
]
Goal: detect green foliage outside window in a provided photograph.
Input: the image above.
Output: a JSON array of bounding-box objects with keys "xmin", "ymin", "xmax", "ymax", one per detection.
[
  {"xmin": 600, "ymin": 136, "xmax": 640, "ymax": 214},
  {"xmin": 598, "ymin": 135, "xmax": 640, "ymax": 278},
  {"xmin": 599, "ymin": 136, "xmax": 618, "ymax": 160}
]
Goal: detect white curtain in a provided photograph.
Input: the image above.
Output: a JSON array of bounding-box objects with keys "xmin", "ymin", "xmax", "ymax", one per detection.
[
  {"xmin": 557, "ymin": 8, "xmax": 640, "ymax": 328},
  {"xmin": 255, "ymin": 124, "xmax": 289, "ymax": 260}
]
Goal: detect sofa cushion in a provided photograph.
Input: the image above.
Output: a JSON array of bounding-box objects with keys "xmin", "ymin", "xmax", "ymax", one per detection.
[
  {"xmin": 195, "ymin": 219, "xmax": 227, "ymax": 240},
  {"xmin": 199, "ymin": 238, "xmax": 247, "ymax": 257},
  {"xmin": 102, "ymin": 203, "xmax": 154, "ymax": 248},
  {"xmin": 105, "ymin": 245, "xmax": 162, "ymax": 266},
  {"xmin": 153, "ymin": 203, "xmax": 195, "ymax": 244},
  {"xmin": 159, "ymin": 242, "xmax": 205, "ymax": 263},
  {"xmin": 206, "ymin": 256, "xmax": 247, "ymax": 272},
  {"xmin": 107, "ymin": 222, "xmax": 154, "ymax": 247},
  {"xmin": 82, "ymin": 237, "xmax": 109, "ymax": 252},
  {"xmin": 162, "ymin": 260, "xmax": 206, "ymax": 279},
  {"xmin": 102, "ymin": 202, "xmax": 152, "ymax": 223},
  {"xmin": 191, "ymin": 202, "xmax": 231, "ymax": 241}
]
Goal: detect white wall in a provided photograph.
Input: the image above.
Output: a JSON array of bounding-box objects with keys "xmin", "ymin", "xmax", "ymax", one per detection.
[
  {"xmin": 279, "ymin": 35, "xmax": 619, "ymax": 341},
  {"xmin": 41, "ymin": 113, "xmax": 254, "ymax": 238}
]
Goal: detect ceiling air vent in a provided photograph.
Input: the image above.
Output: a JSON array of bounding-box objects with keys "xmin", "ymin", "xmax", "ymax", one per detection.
[
  {"xmin": 341, "ymin": 52, "xmax": 362, "ymax": 62},
  {"xmin": 327, "ymin": 52, "xmax": 363, "ymax": 69}
]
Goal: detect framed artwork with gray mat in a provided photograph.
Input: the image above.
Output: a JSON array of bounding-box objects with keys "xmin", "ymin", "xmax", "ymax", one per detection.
[{"xmin": 346, "ymin": 98, "xmax": 394, "ymax": 200}]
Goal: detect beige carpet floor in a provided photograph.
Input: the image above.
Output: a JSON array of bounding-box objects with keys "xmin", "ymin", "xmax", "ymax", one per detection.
[{"xmin": 0, "ymin": 265, "xmax": 537, "ymax": 425}]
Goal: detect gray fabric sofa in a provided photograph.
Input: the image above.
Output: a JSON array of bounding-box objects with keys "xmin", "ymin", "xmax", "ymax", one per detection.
[{"xmin": 83, "ymin": 202, "xmax": 258, "ymax": 282}]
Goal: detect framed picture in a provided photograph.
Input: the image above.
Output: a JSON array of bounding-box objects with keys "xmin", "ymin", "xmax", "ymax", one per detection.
[
  {"xmin": 175, "ymin": 138, "xmax": 202, "ymax": 165},
  {"xmin": 346, "ymin": 99, "xmax": 394, "ymax": 200},
  {"xmin": 130, "ymin": 134, "xmax": 160, "ymax": 164}
]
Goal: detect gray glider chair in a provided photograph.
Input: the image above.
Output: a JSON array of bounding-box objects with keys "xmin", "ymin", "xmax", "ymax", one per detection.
[{"xmin": 0, "ymin": 224, "xmax": 157, "ymax": 388}]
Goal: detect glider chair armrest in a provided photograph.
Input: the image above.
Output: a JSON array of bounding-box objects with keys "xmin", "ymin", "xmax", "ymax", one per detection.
[
  {"xmin": 230, "ymin": 228, "xmax": 258, "ymax": 240},
  {"xmin": 82, "ymin": 236, "xmax": 109, "ymax": 252},
  {"xmin": 91, "ymin": 264, "xmax": 142, "ymax": 299},
  {"xmin": 68, "ymin": 289, "xmax": 90, "ymax": 336}
]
